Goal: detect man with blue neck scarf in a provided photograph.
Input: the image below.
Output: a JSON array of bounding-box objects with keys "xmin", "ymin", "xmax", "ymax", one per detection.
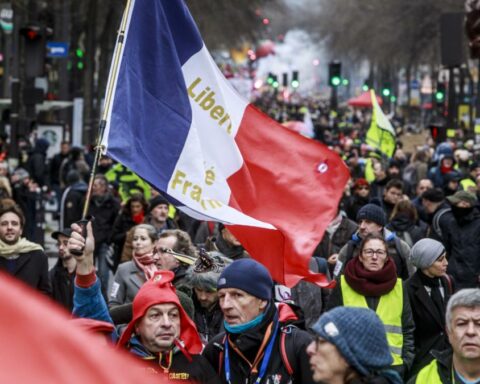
[{"xmin": 203, "ymin": 258, "xmax": 316, "ymax": 383}]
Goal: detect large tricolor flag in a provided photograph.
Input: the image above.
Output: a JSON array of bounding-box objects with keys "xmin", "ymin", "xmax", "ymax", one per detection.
[{"xmin": 101, "ymin": 0, "xmax": 349, "ymax": 287}]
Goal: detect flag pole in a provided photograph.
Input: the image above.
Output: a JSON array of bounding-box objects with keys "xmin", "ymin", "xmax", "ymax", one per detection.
[{"xmin": 79, "ymin": 0, "xmax": 133, "ymax": 221}]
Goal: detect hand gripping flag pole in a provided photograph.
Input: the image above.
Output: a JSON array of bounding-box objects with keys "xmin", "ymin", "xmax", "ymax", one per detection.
[{"xmin": 70, "ymin": 0, "xmax": 133, "ymax": 255}]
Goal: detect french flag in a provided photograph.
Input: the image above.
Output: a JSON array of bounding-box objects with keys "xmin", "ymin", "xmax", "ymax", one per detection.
[{"xmin": 101, "ymin": 0, "xmax": 349, "ymax": 287}]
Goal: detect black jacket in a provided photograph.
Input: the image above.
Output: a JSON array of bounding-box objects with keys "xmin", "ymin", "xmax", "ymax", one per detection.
[
  {"xmin": 203, "ymin": 303, "xmax": 316, "ymax": 384},
  {"xmin": 0, "ymin": 250, "xmax": 51, "ymax": 295},
  {"xmin": 88, "ymin": 194, "xmax": 121, "ymax": 246},
  {"xmin": 405, "ymin": 272, "xmax": 452, "ymax": 376},
  {"xmin": 443, "ymin": 207, "xmax": 480, "ymax": 289},
  {"xmin": 192, "ymin": 296, "xmax": 224, "ymax": 344},
  {"xmin": 313, "ymin": 216, "xmax": 358, "ymax": 260},
  {"xmin": 326, "ymin": 277, "xmax": 415, "ymax": 378},
  {"xmin": 49, "ymin": 258, "xmax": 75, "ymax": 311}
]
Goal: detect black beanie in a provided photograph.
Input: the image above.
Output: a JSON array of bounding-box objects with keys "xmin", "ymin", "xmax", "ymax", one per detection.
[
  {"xmin": 356, "ymin": 203, "xmax": 386, "ymax": 227},
  {"xmin": 148, "ymin": 195, "xmax": 169, "ymax": 213},
  {"xmin": 217, "ymin": 259, "xmax": 273, "ymax": 300}
]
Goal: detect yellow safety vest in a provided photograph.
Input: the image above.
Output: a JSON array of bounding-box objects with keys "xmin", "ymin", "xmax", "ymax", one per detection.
[
  {"xmin": 340, "ymin": 276, "xmax": 404, "ymax": 366},
  {"xmin": 415, "ymin": 359, "xmax": 443, "ymax": 383},
  {"xmin": 460, "ymin": 178, "xmax": 476, "ymax": 193}
]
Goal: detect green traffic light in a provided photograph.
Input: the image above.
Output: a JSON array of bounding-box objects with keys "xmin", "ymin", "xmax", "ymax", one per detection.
[
  {"xmin": 272, "ymin": 81, "xmax": 279, "ymax": 88},
  {"xmin": 267, "ymin": 77, "xmax": 273, "ymax": 85},
  {"xmin": 77, "ymin": 61, "xmax": 84, "ymax": 70},
  {"xmin": 382, "ymin": 88, "xmax": 391, "ymax": 97},
  {"xmin": 342, "ymin": 78, "xmax": 349, "ymax": 86},
  {"xmin": 435, "ymin": 92, "xmax": 445, "ymax": 102},
  {"xmin": 291, "ymin": 80, "xmax": 299, "ymax": 88},
  {"xmin": 331, "ymin": 76, "xmax": 341, "ymax": 87},
  {"xmin": 362, "ymin": 84, "xmax": 369, "ymax": 91},
  {"xmin": 76, "ymin": 48, "xmax": 84, "ymax": 58},
  {"xmin": 390, "ymin": 95, "xmax": 396, "ymax": 102}
]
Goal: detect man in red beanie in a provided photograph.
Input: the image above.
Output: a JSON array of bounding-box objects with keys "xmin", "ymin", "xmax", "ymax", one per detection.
[{"xmin": 69, "ymin": 222, "xmax": 219, "ymax": 383}]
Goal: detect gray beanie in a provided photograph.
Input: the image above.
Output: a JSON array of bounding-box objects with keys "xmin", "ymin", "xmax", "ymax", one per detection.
[{"xmin": 410, "ymin": 239, "xmax": 445, "ymax": 270}]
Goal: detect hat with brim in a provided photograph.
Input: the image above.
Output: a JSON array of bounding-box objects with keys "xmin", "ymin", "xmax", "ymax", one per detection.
[
  {"xmin": 446, "ymin": 191, "xmax": 477, "ymax": 206},
  {"xmin": 52, "ymin": 228, "xmax": 73, "ymax": 240}
]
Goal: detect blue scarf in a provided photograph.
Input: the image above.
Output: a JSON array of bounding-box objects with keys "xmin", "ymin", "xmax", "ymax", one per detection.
[{"xmin": 224, "ymin": 312, "xmax": 265, "ymax": 334}]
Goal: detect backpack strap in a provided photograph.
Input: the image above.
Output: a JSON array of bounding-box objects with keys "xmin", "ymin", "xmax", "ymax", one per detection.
[
  {"xmin": 280, "ymin": 325, "xmax": 297, "ymax": 377},
  {"xmin": 217, "ymin": 335, "xmax": 227, "ymax": 375},
  {"xmin": 432, "ymin": 207, "xmax": 451, "ymax": 240}
]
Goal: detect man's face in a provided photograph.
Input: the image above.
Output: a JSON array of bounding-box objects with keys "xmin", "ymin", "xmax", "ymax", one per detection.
[
  {"xmin": 151, "ymin": 204, "xmax": 169, "ymax": 224},
  {"xmin": 448, "ymin": 306, "xmax": 480, "ymax": 361},
  {"xmin": 473, "ymin": 167, "xmax": 480, "ymax": 179},
  {"xmin": 57, "ymin": 234, "xmax": 72, "ymax": 260},
  {"xmin": 0, "ymin": 212, "xmax": 22, "ymax": 245},
  {"xmin": 218, "ymin": 288, "xmax": 267, "ymax": 325},
  {"xmin": 455, "ymin": 200, "xmax": 472, "ymax": 209},
  {"xmin": 422, "ymin": 198, "xmax": 436, "ymax": 214},
  {"xmin": 92, "ymin": 179, "xmax": 108, "ymax": 196},
  {"xmin": 60, "ymin": 143, "xmax": 70, "ymax": 155},
  {"xmin": 358, "ymin": 219, "xmax": 383, "ymax": 238},
  {"xmin": 136, "ymin": 303, "xmax": 181, "ymax": 353},
  {"xmin": 222, "ymin": 227, "xmax": 242, "ymax": 247},
  {"xmin": 156, "ymin": 235, "xmax": 180, "ymax": 271},
  {"xmin": 194, "ymin": 287, "xmax": 218, "ymax": 310},
  {"xmin": 373, "ymin": 162, "xmax": 386, "ymax": 180},
  {"xmin": 416, "ymin": 179, "xmax": 433, "ymax": 197},
  {"xmin": 384, "ymin": 187, "xmax": 403, "ymax": 205}
]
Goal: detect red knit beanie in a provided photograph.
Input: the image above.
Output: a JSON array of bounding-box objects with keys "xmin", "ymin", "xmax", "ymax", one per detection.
[{"xmin": 117, "ymin": 271, "xmax": 202, "ymax": 354}]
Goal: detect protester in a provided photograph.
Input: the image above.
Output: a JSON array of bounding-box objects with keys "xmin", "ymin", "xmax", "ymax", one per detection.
[
  {"xmin": 214, "ymin": 223, "xmax": 249, "ymax": 260},
  {"xmin": 69, "ymin": 222, "xmax": 220, "ymax": 382},
  {"xmin": 382, "ymin": 179, "xmax": 405, "ymax": 220},
  {"xmin": 49, "ymin": 228, "xmax": 76, "ymax": 311},
  {"xmin": 203, "ymin": 258, "xmax": 316, "ymax": 383},
  {"xmin": 186, "ymin": 250, "xmax": 230, "ymax": 344},
  {"xmin": 405, "ymin": 239, "xmax": 453, "ymax": 376},
  {"xmin": 307, "ymin": 306, "xmax": 402, "ymax": 384},
  {"xmin": 109, "ymin": 224, "xmax": 159, "ymax": 309},
  {"xmin": 327, "ymin": 234, "xmax": 415, "ymax": 378},
  {"xmin": 145, "ymin": 194, "xmax": 177, "ymax": 233},
  {"xmin": 408, "ymin": 289, "xmax": 480, "ymax": 383},
  {"xmin": 338, "ymin": 202, "xmax": 413, "ymax": 280},
  {"xmin": 59, "ymin": 170, "xmax": 87, "ymax": 229},
  {"xmin": 344, "ymin": 178, "xmax": 371, "ymax": 221},
  {"xmin": 387, "ymin": 200, "xmax": 428, "ymax": 247},
  {"xmin": 0, "ymin": 203, "xmax": 50, "ymax": 294}
]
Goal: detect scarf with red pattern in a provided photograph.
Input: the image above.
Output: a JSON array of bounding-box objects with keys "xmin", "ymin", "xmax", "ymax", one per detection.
[{"xmin": 132, "ymin": 251, "xmax": 157, "ymax": 280}]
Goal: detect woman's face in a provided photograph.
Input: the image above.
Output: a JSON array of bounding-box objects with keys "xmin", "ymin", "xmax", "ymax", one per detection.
[
  {"xmin": 306, "ymin": 337, "xmax": 350, "ymax": 383},
  {"xmin": 130, "ymin": 201, "xmax": 144, "ymax": 216},
  {"xmin": 423, "ymin": 253, "xmax": 448, "ymax": 278},
  {"xmin": 359, "ymin": 238, "xmax": 388, "ymax": 272},
  {"xmin": 132, "ymin": 228, "xmax": 154, "ymax": 255}
]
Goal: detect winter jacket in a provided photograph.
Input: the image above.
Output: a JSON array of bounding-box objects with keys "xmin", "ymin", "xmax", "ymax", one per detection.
[
  {"xmin": 326, "ymin": 276, "xmax": 416, "ymax": 378},
  {"xmin": 0, "ymin": 249, "xmax": 51, "ymax": 295},
  {"xmin": 313, "ymin": 216, "xmax": 358, "ymax": 260},
  {"xmin": 405, "ymin": 272, "xmax": 453, "ymax": 376},
  {"xmin": 443, "ymin": 206, "xmax": 480, "ymax": 289},
  {"xmin": 192, "ymin": 295, "xmax": 224, "ymax": 344},
  {"xmin": 88, "ymin": 194, "xmax": 121, "ymax": 246},
  {"xmin": 26, "ymin": 138, "xmax": 49, "ymax": 186},
  {"xmin": 49, "ymin": 258, "xmax": 75, "ymax": 311},
  {"xmin": 60, "ymin": 181, "xmax": 88, "ymax": 229},
  {"xmin": 109, "ymin": 260, "xmax": 145, "ymax": 308},
  {"xmin": 338, "ymin": 228, "xmax": 414, "ymax": 280},
  {"xmin": 203, "ymin": 303, "xmax": 316, "ymax": 384},
  {"xmin": 73, "ymin": 277, "xmax": 220, "ymax": 383}
]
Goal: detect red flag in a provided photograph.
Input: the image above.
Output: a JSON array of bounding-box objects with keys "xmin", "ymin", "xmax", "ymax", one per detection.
[
  {"xmin": 0, "ymin": 272, "xmax": 166, "ymax": 383},
  {"xmin": 227, "ymin": 105, "xmax": 349, "ymax": 288}
]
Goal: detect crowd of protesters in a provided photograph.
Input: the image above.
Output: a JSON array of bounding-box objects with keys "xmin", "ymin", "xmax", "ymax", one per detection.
[{"xmin": 0, "ymin": 100, "xmax": 479, "ymax": 383}]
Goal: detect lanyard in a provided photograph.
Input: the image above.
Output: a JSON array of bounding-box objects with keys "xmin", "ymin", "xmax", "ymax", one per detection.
[{"xmin": 224, "ymin": 319, "xmax": 280, "ymax": 384}]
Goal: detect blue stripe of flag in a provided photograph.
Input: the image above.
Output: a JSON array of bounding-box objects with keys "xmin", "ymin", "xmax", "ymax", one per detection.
[{"xmin": 106, "ymin": 0, "xmax": 203, "ymax": 190}]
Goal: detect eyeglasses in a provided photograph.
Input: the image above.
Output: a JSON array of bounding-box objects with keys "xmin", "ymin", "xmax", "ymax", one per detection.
[{"xmin": 362, "ymin": 249, "xmax": 387, "ymax": 257}]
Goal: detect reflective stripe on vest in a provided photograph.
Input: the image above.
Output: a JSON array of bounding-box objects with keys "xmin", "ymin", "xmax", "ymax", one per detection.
[
  {"xmin": 415, "ymin": 359, "xmax": 442, "ymax": 383},
  {"xmin": 340, "ymin": 276, "xmax": 404, "ymax": 365}
]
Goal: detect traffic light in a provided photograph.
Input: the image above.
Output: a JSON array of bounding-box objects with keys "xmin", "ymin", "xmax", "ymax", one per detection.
[
  {"xmin": 282, "ymin": 72, "xmax": 288, "ymax": 87},
  {"xmin": 429, "ymin": 122, "xmax": 446, "ymax": 144},
  {"xmin": 271, "ymin": 74, "xmax": 279, "ymax": 89},
  {"xmin": 267, "ymin": 72, "xmax": 274, "ymax": 85},
  {"xmin": 291, "ymin": 70, "xmax": 299, "ymax": 88},
  {"xmin": 20, "ymin": 25, "xmax": 45, "ymax": 77},
  {"xmin": 75, "ymin": 48, "xmax": 85, "ymax": 70},
  {"xmin": 435, "ymin": 83, "xmax": 446, "ymax": 104},
  {"xmin": 328, "ymin": 61, "xmax": 341, "ymax": 87},
  {"xmin": 381, "ymin": 83, "xmax": 391, "ymax": 97}
]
